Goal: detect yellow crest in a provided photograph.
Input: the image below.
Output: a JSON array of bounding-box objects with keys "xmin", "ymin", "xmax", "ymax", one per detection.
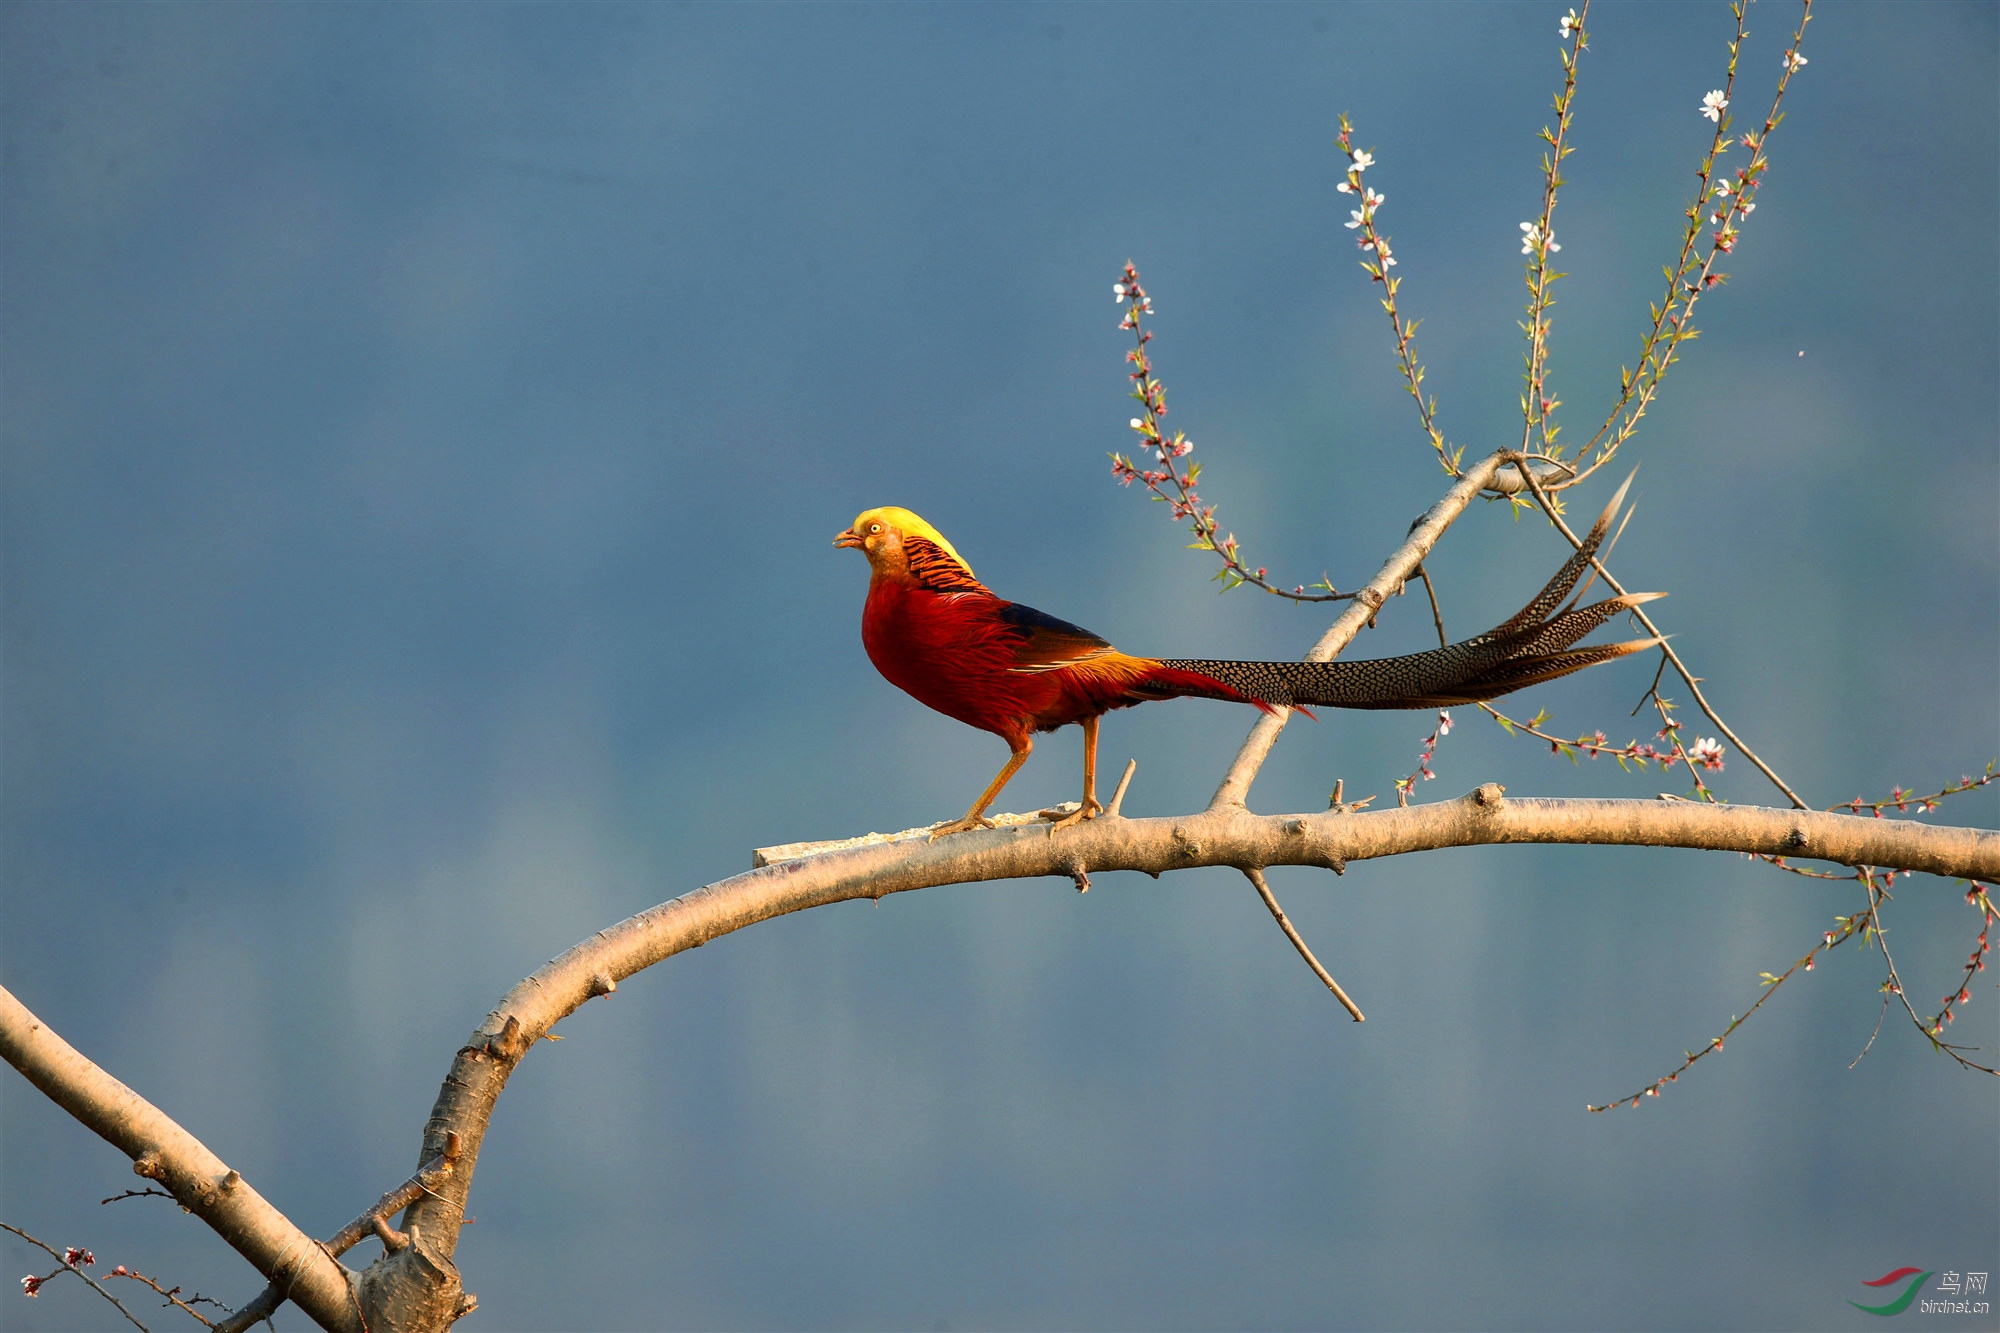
[{"xmin": 851, "ymin": 506, "xmax": 975, "ymax": 579}]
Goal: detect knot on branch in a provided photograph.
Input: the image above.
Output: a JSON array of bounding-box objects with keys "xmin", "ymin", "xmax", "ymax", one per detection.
[
  {"xmin": 356, "ymin": 1221, "xmax": 465, "ymax": 1333},
  {"xmin": 1172, "ymin": 825, "xmax": 1205, "ymax": 859},
  {"xmin": 1471, "ymin": 783, "xmax": 1507, "ymax": 809},
  {"xmin": 476, "ymin": 1015, "xmax": 528, "ymax": 1063},
  {"xmin": 132, "ymin": 1151, "xmax": 166, "ymax": 1183}
]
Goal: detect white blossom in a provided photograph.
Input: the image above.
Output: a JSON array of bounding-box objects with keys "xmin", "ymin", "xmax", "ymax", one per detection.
[
  {"xmin": 1700, "ymin": 89, "xmax": 1729, "ymax": 123},
  {"xmin": 1114, "ymin": 283, "xmax": 1127, "ymax": 303},
  {"xmin": 1346, "ymin": 208, "xmax": 1365, "ymax": 230},
  {"xmin": 1349, "ymin": 150, "xmax": 1375, "ymax": 172},
  {"xmin": 1713, "ymin": 177, "xmax": 1733, "ymax": 197},
  {"xmin": 1335, "ymin": 180, "xmax": 1353, "ymax": 193},
  {"xmin": 1519, "ymin": 221, "xmax": 1559, "ymax": 255},
  {"xmin": 1784, "ymin": 50, "xmax": 1807, "ymax": 71},
  {"xmin": 1559, "ymin": 8, "xmax": 1579, "ymax": 38}
]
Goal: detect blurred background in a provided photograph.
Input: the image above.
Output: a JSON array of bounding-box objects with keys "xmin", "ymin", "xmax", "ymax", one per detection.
[{"xmin": 3, "ymin": 4, "xmax": 1994, "ymax": 1330}]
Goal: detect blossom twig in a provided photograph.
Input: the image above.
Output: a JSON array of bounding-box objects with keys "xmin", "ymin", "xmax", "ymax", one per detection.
[
  {"xmin": 1833, "ymin": 763, "xmax": 1997, "ymax": 818},
  {"xmin": 3, "ymin": 1224, "xmax": 151, "ymax": 1331},
  {"xmin": 1481, "ymin": 700, "xmax": 1715, "ymax": 777},
  {"xmin": 107, "ymin": 1268, "xmax": 227, "ymax": 1329},
  {"xmin": 1560, "ymin": 0, "xmax": 1814, "ymax": 490},
  {"xmin": 1517, "ymin": 0, "xmax": 1590, "ymax": 460},
  {"xmin": 1335, "ymin": 118, "xmax": 1460, "ymax": 474},
  {"xmin": 1394, "ymin": 710, "xmax": 1454, "ymax": 806},
  {"xmin": 1589, "ymin": 898, "xmax": 1866, "ymax": 1111},
  {"xmin": 1109, "ymin": 263, "xmax": 1355, "ymax": 602}
]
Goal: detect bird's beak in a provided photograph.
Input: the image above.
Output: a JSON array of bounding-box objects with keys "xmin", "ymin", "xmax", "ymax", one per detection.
[{"xmin": 833, "ymin": 528, "xmax": 863, "ymax": 549}]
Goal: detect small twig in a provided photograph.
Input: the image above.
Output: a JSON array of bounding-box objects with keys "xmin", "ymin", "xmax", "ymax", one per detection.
[
  {"xmin": 1414, "ymin": 564, "xmax": 1447, "ymax": 649},
  {"xmin": 1105, "ymin": 759, "xmax": 1138, "ymax": 818},
  {"xmin": 1517, "ymin": 0, "xmax": 1590, "ymax": 459},
  {"xmin": 2, "ymin": 1223, "xmax": 152, "ymax": 1332},
  {"xmin": 1849, "ymin": 991, "xmax": 1892, "ymax": 1069},
  {"xmin": 1335, "ymin": 117, "xmax": 1459, "ymax": 474},
  {"xmin": 1110, "ymin": 264, "xmax": 1357, "ymax": 602},
  {"xmin": 100, "ymin": 1188, "xmax": 181, "ymax": 1209},
  {"xmin": 1590, "ymin": 901, "xmax": 1866, "ymax": 1111},
  {"xmin": 108, "ymin": 1268, "xmax": 227, "ymax": 1329},
  {"xmin": 1832, "ymin": 763, "xmax": 1997, "ymax": 817},
  {"xmin": 1872, "ymin": 876, "xmax": 1998, "ymax": 1075},
  {"xmin": 1242, "ymin": 868, "xmax": 1364, "ymax": 1022}
]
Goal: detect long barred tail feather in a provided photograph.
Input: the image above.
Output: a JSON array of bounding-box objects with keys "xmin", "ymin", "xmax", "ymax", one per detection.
[{"xmin": 1150, "ymin": 477, "xmax": 1661, "ymax": 711}]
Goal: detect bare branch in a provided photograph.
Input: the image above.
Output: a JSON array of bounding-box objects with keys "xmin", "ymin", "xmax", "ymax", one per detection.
[
  {"xmin": 0, "ymin": 987, "xmax": 363, "ymax": 1333},
  {"xmin": 399, "ymin": 785, "xmax": 1997, "ymax": 1270}
]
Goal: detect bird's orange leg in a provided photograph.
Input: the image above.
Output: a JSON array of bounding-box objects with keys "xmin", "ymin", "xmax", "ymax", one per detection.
[
  {"xmin": 931, "ymin": 737, "xmax": 1032, "ymax": 839},
  {"xmin": 1043, "ymin": 714, "xmax": 1105, "ymax": 831}
]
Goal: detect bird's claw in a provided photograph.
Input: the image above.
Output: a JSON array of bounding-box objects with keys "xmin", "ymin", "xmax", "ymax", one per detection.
[
  {"xmin": 1041, "ymin": 797, "xmax": 1104, "ymax": 832},
  {"xmin": 928, "ymin": 815, "xmax": 997, "ymax": 840}
]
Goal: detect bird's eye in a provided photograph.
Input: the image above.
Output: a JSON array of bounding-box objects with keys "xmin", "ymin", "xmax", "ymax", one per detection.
[{"xmin": 868, "ymin": 523, "xmax": 882, "ymax": 534}]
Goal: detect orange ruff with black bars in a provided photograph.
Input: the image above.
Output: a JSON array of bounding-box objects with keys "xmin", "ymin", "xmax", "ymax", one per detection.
[{"xmin": 836, "ymin": 483, "xmax": 1658, "ymax": 837}]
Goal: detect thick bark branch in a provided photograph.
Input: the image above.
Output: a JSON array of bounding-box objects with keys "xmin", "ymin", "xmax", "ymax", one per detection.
[
  {"xmin": 0, "ymin": 985, "xmax": 364, "ymax": 1333},
  {"xmin": 400, "ymin": 788, "xmax": 1997, "ymax": 1290},
  {"xmin": 212, "ymin": 1140, "xmax": 461, "ymax": 1333}
]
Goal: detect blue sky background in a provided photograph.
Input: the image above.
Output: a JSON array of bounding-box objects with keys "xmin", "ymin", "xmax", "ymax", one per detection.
[{"xmin": 2, "ymin": 3, "xmax": 1994, "ymax": 1330}]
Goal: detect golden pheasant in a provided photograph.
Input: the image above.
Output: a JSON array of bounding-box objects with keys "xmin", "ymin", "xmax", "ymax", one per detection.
[{"xmin": 837, "ymin": 485, "xmax": 1658, "ymax": 836}]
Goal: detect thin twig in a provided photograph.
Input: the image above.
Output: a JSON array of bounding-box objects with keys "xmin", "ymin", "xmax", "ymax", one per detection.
[
  {"xmin": 1589, "ymin": 901, "xmax": 1866, "ymax": 1111},
  {"xmin": 101, "ymin": 1188, "xmax": 180, "ymax": 1208},
  {"xmin": 1110, "ymin": 264, "xmax": 1355, "ymax": 602},
  {"xmin": 1832, "ymin": 763, "xmax": 1997, "ymax": 817},
  {"xmin": 1337, "ymin": 117, "xmax": 1458, "ymax": 474},
  {"xmin": 1518, "ymin": 0, "xmax": 1590, "ymax": 458},
  {"xmin": 109, "ymin": 1269, "xmax": 227, "ymax": 1329},
  {"xmin": 1, "ymin": 1224, "xmax": 152, "ymax": 1332},
  {"xmin": 1242, "ymin": 868, "xmax": 1365, "ymax": 1021}
]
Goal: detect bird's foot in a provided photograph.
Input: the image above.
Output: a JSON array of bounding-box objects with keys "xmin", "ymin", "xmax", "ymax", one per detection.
[
  {"xmin": 1041, "ymin": 797, "xmax": 1104, "ymax": 831},
  {"xmin": 928, "ymin": 814, "xmax": 997, "ymax": 840}
]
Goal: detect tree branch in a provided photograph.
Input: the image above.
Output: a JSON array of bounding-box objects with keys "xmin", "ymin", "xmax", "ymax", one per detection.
[
  {"xmin": 399, "ymin": 787, "xmax": 1997, "ymax": 1282},
  {"xmin": 0, "ymin": 987, "xmax": 364, "ymax": 1333},
  {"xmin": 210, "ymin": 1139, "xmax": 461, "ymax": 1333}
]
